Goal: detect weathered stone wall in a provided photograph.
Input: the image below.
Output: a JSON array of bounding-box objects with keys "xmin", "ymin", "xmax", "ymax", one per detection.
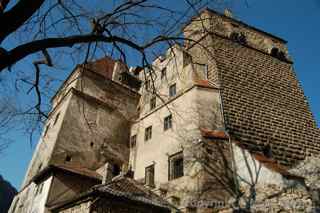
[
  {"xmin": 49, "ymin": 90, "xmax": 131, "ymax": 170},
  {"xmin": 9, "ymin": 176, "xmax": 53, "ymax": 213},
  {"xmin": 21, "ymin": 91, "xmax": 73, "ymax": 187},
  {"xmin": 22, "ymin": 66, "xmax": 140, "ymax": 188}
]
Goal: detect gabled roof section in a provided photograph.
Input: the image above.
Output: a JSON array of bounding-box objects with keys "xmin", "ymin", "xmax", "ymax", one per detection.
[{"xmin": 32, "ymin": 164, "xmax": 102, "ymax": 184}]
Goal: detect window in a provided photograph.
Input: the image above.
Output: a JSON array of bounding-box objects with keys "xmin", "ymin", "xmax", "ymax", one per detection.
[
  {"xmin": 161, "ymin": 68, "xmax": 167, "ymax": 80},
  {"xmin": 145, "ymin": 79, "xmax": 150, "ymax": 90},
  {"xmin": 271, "ymin": 47, "xmax": 287, "ymax": 61},
  {"xmin": 130, "ymin": 135, "xmax": 137, "ymax": 147},
  {"xmin": 169, "ymin": 83, "xmax": 176, "ymax": 97},
  {"xmin": 169, "ymin": 152, "xmax": 184, "ymax": 180},
  {"xmin": 112, "ymin": 164, "xmax": 121, "ymax": 176},
  {"xmin": 145, "ymin": 164, "xmax": 155, "ymax": 187},
  {"xmin": 150, "ymin": 96, "xmax": 156, "ymax": 110},
  {"xmin": 230, "ymin": 32, "xmax": 247, "ymax": 45},
  {"xmin": 145, "ymin": 126, "xmax": 152, "ymax": 141},
  {"xmin": 53, "ymin": 112, "xmax": 60, "ymax": 125},
  {"xmin": 164, "ymin": 115, "xmax": 172, "ymax": 131},
  {"xmin": 36, "ymin": 183, "xmax": 44, "ymax": 196},
  {"xmin": 65, "ymin": 155, "xmax": 72, "ymax": 162}
]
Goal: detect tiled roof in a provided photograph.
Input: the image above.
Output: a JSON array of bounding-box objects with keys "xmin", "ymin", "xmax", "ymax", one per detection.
[
  {"xmin": 94, "ymin": 176, "xmax": 173, "ymax": 209},
  {"xmin": 84, "ymin": 57, "xmax": 116, "ymax": 80},
  {"xmin": 50, "ymin": 176, "xmax": 174, "ymax": 211},
  {"xmin": 194, "ymin": 79, "xmax": 218, "ymax": 89}
]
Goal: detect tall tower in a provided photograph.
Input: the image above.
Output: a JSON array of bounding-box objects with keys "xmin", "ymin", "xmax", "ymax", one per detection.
[
  {"xmin": 10, "ymin": 57, "xmax": 141, "ymax": 213},
  {"xmin": 183, "ymin": 8, "xmax": 320, "ymax": 166}
]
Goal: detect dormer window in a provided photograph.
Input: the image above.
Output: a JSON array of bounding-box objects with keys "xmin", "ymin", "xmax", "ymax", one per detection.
[{"xmin": 230, "ymin": 32, "xmax": 247, "ymax": 45}]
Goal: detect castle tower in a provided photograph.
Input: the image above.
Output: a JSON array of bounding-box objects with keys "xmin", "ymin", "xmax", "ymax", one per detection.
[
  {"xmin": 183, "ymin": 8, "xmax": 320, "ymax": 166},
  {"xmin": 9, "ymin": 57, "xmax": 141, "ymax": 213}
]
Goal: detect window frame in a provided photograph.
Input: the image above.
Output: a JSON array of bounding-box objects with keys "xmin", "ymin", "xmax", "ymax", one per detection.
[
  {"xmin": 161, "ymin": 67, "xmax": 167, "ymax": 80},
  {"xmin": 168, "ymin": 151, "xmax": 184, "ymax": 180},
  {"xmin": 150, "ymin": 96, "xmax": 156, "ymax": 110},
  {"xmin": 145, "ymin": 164, "xmax": 155, "ymax": 187},
  {"xmin": 169, "ymin": 83, "xmax": 176, "ymax": 97},
  {"xmin": 144, "ymin": 126, "xmax": 152, "ymax": 141},
  {"xmin": 164, "ymin": 114, "xmax": 172, "ymax": 131}
]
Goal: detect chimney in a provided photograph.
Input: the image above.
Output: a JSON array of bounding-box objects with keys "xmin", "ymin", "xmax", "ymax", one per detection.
[{"xmin": 102, "ymin": 163, "xmax": 113, "ymax": 184}]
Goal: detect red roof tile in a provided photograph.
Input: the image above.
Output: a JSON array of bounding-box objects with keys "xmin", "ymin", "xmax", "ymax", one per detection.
[
  {"xmin": 200, "ymin": 128, "xmax": 228, "ymax": 139},
  {"xmin": 85, "ymin": 57, "xmax": 118, "ymax": 80},
  {"xmin": 194, "ymin": 79, "xmax": 217, "ymax": 89}
]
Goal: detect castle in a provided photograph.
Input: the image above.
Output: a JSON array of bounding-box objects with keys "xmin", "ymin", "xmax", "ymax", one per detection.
[{"xmin": 9, "ymin": 9, "xmax": 320, "ymax": 213}]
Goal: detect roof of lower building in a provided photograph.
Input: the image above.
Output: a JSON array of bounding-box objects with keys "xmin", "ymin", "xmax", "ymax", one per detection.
[{"xmin": 50, "ymin": 175, "xmax": 175, "ymax": 212}]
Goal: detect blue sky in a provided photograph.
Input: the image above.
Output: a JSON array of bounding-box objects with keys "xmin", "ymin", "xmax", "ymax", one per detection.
[{"xmin": 0, "ymin": 0, "xmax": 319, "ymax": 189}]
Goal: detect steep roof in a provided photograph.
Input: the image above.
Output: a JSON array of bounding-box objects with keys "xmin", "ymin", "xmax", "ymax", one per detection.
[
  {"xmin": 32, "ymin": 164, "xmax": 102, "ymax": 184},
  {"xmin": 50, "ymin": 176, "xmax": 174, "ymax": 212}
]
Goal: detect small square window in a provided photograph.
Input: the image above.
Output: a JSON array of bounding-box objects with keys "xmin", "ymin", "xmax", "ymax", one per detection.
[
  {"xmin": 145, "ymin": 164, "xmax": 155, "ymax": 187},
  {"xmin": 161, "ymin": 68, "xmax": 167, "ymax": 80},
  {"xmin": 169, "ymin": 84, "xmax": 176, "ymax": 97},
  {"xmin": 145, "ymin": 126, "xmax": 152, "ymax": 141},
  {"xmin": 150, "ymin": 97, "xmax": 156, "ymax": 110},
  {"xmin": 164, "ymin": 115, "xmax": 172, "ymax": 131},
  {"xmin": 130, "ymin": 135, "xmax": 137, "ymax": 147},
  {"xmin": 169, "ymin": 152, "xmax": 184, "ymax": 180}
]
